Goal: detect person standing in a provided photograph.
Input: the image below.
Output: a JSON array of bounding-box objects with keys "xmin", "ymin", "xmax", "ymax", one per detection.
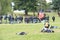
[
  {"xmin": 0, "ymin": 15, "xmax": 3, "ymax": 24},
  {"xmin": 52, "ymin": 16, "xmax": 55, "ymax": 22}
]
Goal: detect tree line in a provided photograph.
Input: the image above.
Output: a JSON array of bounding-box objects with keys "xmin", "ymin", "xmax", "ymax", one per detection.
[{"xmin": 0, "ymin": 0, "xmax": 60, "ymax": 15}]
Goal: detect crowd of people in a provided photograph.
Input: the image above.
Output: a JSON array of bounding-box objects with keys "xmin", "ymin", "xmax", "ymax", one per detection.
[
  {"xmin": 0, "ymin": 14, "xmax": 56, "ymax": 24},
  {"xmin": 0, "ymin": 14, "xmax": 23, "ymax": 24},
  {"xmin": 0, "ymin": 12, "xmax": 56, "ymax": 33}
]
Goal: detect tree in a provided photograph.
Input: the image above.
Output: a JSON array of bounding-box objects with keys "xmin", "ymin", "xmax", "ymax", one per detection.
[
  {"xmin": 13, "ymin": 0, "xmax": 47, "ymax": 16},
  {"xmin": 0, "ymin": 0, "xmax": 12, "ymax": 15},
  {"xmin": 37, "ymin": 0, "xmax": 47, "ymax": 12},
  {"xmin": 13, "ymin": 0, "xmax": 37, "ymax": 15},
  {"xmin": 52, "ymin": 0, "xmax": 60, "ymax": 11},
  {"xmin": 52, "ymin": 0, "xmax": 60, "ymax": 16}
]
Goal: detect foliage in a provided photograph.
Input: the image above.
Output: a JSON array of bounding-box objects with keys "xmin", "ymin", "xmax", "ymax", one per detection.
[
  {"xmin": 0, "ymin": 0, "xmax": 47, "ymax": 15},
  {"xmin": 14, "ymin": 0, "xmax": 47, "ymax": 11},
  {"xmin": 0, "ymin": 0, "xmax": 12, "ymax": 15},
  {"xmin": 14, "ymin": 0, "xmax": 37, "ymax": 11},
  {"xmin": 37, "ymin": 0, "xmax": 47, "ymax": 11},
  {"xmin": 52, "ymin": 0, "xmax": 60, "ymax": 11},
  {"xmin": 13, "ymin": 0, "xmax": 47, "ymax": 15}
]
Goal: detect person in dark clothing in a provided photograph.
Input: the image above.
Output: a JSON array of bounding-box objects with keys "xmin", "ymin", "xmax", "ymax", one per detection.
[
  {"xmin": 15, "ymin": 16, "xmax": 23, "ymax": 23},
  {"xmin": 29, "ymin": 16, "xmax": 33, "ymax": 23},
  {"xmin": 8, "ymin": 15, "xmax": 14, "ymax": 24},
  {"xmin": 33, "ymin": 17, "xmax": 38, "ymax": 23},
  {"xmin": 0, "ymin": 15, "xmax": 3, "ymax": 24},
  {"xmin": 24, "ymin": 17, "xmax": 29, "ymax": 23},
  {"xmin": 52, "ymin": 16, "xmax": 55, "ymax": 22},
  {"xmin": 19, "ymin": 16, "xmax": 23, "ymax": 23},
  {"xmin": 47, "ymin": 16, "xmax": 49, "ymax": 21}
]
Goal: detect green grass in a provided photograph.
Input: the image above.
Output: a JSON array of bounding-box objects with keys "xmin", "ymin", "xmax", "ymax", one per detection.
[{"xmin": 0, "ymin": 12, "xmax": 60, "ymax": 40}]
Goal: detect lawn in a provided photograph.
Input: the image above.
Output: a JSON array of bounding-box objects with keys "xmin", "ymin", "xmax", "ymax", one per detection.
[{"xmin": 0, "ymin": 12, "xmax": 60, "ymax": 40}]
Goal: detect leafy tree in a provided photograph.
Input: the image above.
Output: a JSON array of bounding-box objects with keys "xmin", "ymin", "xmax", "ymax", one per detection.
[
  {"xmin": 52, "ymin": 0, "xmax": 60, "ymax": 17},
  {"xmin": 37, "ymin": 0, "xmax": 47, "ymax": 12},
  {"xmin": 13, "ymin": 0, "xmax": 37, "ymax": 15},
  {"xmin": 0, "ymin": 0, "xmax": 47, "ymax": 15},
  {"xmin": 0, "ymin": 0, "xmax": 12, "ymax": 15},
  {"xmin": 52, "ymin": 0, "xmax": 60, "ymax": 11}
]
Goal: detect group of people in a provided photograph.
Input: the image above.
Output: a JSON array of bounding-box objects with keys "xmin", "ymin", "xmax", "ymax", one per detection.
[
  {"xmin": 41, "ymin": 21, "xmax": 54, "ymax": 33},
  {"xmin": 41, "ymin": 16, "xmax": 55, "ymax": 33},
  {"xmin": 0, "ymin": 14, "xmax": 23, "ymax": 24},
  {"xmin": 0, "ymin": 14, "xmax": 55, "ymax": 24}
]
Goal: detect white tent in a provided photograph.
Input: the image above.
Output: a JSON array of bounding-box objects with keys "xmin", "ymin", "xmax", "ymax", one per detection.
[{"xmin": 13, "ymin": 10, "xmax": 25, "ymax": 14}]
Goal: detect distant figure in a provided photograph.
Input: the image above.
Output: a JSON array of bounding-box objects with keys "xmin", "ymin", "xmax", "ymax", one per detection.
[
  {"xmin": 24, "ymin": 17, "xmax": 29, "ymax": 23},
  {"xmin": 19, "ymin": 16, "xmax": 23, "ymax": 23},
  {"xmin": 0, "ymin": 15, "xmax": 3, "ymax": 24},
  {"xmin": 47, "ymin": 16, "xmax": 49, "ymax": 21},
  {"xmin": 52, "ymin": 16, "xmax": 55, "ymax": 22},
  {"xmin": 58, "ymin": 11, "xmax": 60, "ymax": 17},
  {"xmin": 29, "ymin": 16, "xmax": 33, "ymax": 23}
]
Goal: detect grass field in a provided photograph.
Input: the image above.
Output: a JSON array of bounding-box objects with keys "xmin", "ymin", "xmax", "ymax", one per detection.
[{"xmin": 0, "ymin": 12, "xmax": 60, "ymax": 40}]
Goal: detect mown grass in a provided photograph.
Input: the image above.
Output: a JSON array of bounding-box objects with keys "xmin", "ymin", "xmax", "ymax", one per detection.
[{"xmin": 0, "ymin": 12, "xmax": 60, "ymax": 40}]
